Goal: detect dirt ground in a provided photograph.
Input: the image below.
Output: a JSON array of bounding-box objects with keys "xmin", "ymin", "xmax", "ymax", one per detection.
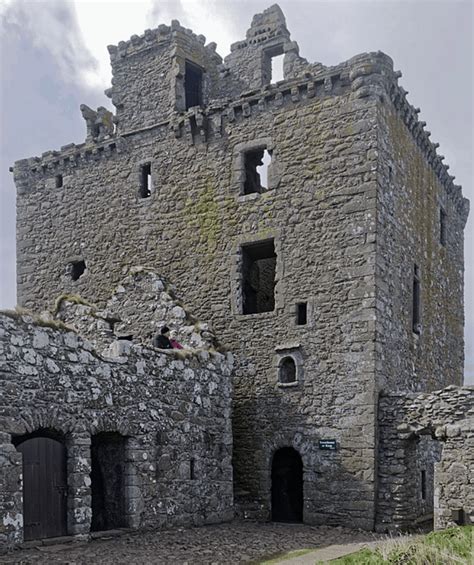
[{"xmin": 2, "ymin": 520, "xmax": 385, "ymax": 564}]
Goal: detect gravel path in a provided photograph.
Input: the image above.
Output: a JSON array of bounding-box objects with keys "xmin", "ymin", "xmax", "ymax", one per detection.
[{"xmin": 2, "ymin": 521, "xmax": 385, "ymax": 564}]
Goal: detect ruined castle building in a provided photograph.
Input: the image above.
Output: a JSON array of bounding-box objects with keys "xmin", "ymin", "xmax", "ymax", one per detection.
[{"xmin": 10, "ymin": 4, "xmax": 471, "ymax": 535}]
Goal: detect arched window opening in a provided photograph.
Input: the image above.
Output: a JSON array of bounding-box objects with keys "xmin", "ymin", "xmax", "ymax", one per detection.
[{"xmin": 279, "ymin": 357, "xmax": 296, "ymax": 384}]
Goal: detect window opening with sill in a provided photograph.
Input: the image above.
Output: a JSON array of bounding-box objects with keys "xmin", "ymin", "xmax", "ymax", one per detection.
[
  {"xmin": 243, "ymin": 148, "xmax": 272, "ymax": 195},
  {"xmin": 241, "ymin": 239, "xmax": 276, "ymax": 314},
  {"xmin": 185, "ymin": 61, "xmax": 203, "ymax": 110},
  {"xmin": 279, "ymin": 357, "xmax": 297, "ymax": 384}
]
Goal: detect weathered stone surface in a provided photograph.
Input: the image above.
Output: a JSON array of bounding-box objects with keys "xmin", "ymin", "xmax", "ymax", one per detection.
[
  {"xmin": 4, "ymin": 1, "xmax": 471, "ymax": 548},
  {"xmin": 0, "ymin": 300, "xmax": 233, "ymax": 546},
  {"xmin": 377, "ymin": 387, "xmax": 474, "ymax": 532}
]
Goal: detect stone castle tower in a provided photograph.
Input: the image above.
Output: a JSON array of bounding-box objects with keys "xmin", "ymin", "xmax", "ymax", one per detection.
[{"xmin": 11, "ymin": 4, "xmax": 470, "ymax": 531}]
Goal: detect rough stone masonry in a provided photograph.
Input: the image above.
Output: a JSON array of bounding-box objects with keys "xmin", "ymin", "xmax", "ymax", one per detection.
[{"xmin": 2, "ymin": 2, "xmax": 473, "ymax": 549}]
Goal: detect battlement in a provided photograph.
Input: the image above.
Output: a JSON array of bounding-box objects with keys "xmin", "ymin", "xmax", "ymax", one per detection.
[
  {"xmin": 106, "ymin": 20, "xmax": 222, "ymax": 64},
  {"xmin": 11, "ymin": 25, "xmax": 468, "ymax": 223}
]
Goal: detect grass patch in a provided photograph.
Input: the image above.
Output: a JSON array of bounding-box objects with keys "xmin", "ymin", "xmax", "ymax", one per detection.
[
  {"xmin": 331, "ymin": 526, "xmax": 472, "ymax": 564},
  {"xmin": 53, "ymin": 293, "xmax": 95, "ymax": 314}
]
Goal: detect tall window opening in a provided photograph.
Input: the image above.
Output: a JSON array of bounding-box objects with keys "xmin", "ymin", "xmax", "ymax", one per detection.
[
  {"xmin": 243, "ymin": 148, "xmax": 272, "ymax": 195},
  {"xmin": 55, "ymin": 174, "xmax": 63, "ymax": 188},
  {"xmin": 271, "ymin": 54, "xmax": 285, "ymax": 83},
  {"xmin": 139, "ymin": 163, "xmax": 152, "ymax": 198},
  {"xmin": 440, "ymin": 208, "xmax": 447, "ymax": 246},
  {"xmin": 279, "ymin": 357, "xmax": 296, "ymax": 384},
  {"xmin": 296, "ymin": 303, "xmax": 307, "ymax": 326},
  {"xmin": 413, "ymin": 264, "xmax": 421, "ymax": 334},
  {"xmin": 263, "ymin": 46, "xmax": 285, "ymax": 84},
  {"xmin": 185, "ymin": 61, "xmax": 203, "ymax": 110},
  {"xmin": 241, "ymin": 239, "xmax": 276, "ymax": 314}
]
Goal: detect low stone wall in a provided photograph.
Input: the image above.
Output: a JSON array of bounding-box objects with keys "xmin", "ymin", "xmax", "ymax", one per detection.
[
  {"xmin": 0, "ymin": 312, "xmax": 233, "ymax": 548},
  {"xmin": 377, "ymin": 386, "xmax": 474, "ymax": 531}
]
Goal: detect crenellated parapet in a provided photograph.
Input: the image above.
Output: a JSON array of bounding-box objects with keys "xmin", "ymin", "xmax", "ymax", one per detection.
[{"xmin": 11, "ymin": 5, "xmax": 468, "ymax": 225}]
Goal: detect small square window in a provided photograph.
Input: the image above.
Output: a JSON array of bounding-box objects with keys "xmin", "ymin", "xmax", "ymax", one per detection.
[{"xmin": 69, "ymin": 259, "xmax": 86, "ymax": 281}]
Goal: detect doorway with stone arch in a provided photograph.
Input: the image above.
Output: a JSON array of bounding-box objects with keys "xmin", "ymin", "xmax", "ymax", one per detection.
[
  {"xmin": 271, "ymin": 447, "xmax": 303, "ymax": 522},
  {"xmin": 14, "ymin": 430, "xmax": 68, "ymax": 541}
]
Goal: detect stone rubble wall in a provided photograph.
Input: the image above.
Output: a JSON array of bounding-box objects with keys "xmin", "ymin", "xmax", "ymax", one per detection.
[
  {"xmin": 53, "ymin": 267, "xmax": 218, "ymax": 351},
  {"xmin": 377, "ymin": 386, "xmax": 474, "ymax": 531},
  {"xmin": 0, "ymin": 312, "xmax": 233, "ymax": 548}
]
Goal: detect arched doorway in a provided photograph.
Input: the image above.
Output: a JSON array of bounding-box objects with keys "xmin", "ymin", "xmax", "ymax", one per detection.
[
  {"xmin": 14, "ymin": 433, "xmax": 68, "ymax": 541},
  {"xmin": 271, "ymin": 447, "xmax": 303, "ymax": 522}
]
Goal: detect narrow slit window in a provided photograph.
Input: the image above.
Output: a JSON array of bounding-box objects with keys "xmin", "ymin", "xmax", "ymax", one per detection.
[
  {"xmin": 139, "ymin": 163, "xmax": 152, "ymax": 198},
  {"xmin": 190, "ymin": 458, "xmax": 195, "ymax": 480},
  {"xmin": 413, "ymin": 264, "xmax": 421, "ymax": 334},
  {"xmin": 421, "ymin": 470, "xmax": 426, "ymax": 500},
  {"xmin": 185, "ymin": 61, "xmax": 203, "ymax": 110},
  {"xmin": 241, "ymin": 239, "xmax": 276, "ymax": 314},
  {"xmin": 440, "ymin": 208, "xmax": 447, "ymax": 246},
  {"xmin": 296, "ymin": 303, "xmax": 307, "ymax": 326},
  {"xmin": 55, "ymin": 174, "xmax": 63, "ymax": 188},
  {"xmin": 243, "ymin": 148, "xmax": 272, "ymax": 195},
  {"xmin": 70, "ymin": 260, "xmax": 86, "ymax": 281}
]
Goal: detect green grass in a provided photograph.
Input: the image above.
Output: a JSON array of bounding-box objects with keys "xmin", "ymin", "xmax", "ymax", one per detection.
[{"xmin": 331, "ymin": 526, "xmax": 472, "ymax": 564}]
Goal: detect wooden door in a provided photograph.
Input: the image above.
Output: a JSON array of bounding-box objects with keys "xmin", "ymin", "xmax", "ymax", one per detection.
[{"xmin": 17, "ymin": 437, "xmax": 68, "ymax": 540}]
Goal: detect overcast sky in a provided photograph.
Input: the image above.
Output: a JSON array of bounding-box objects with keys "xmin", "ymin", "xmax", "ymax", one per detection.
[{"xmin": 0, "ymin": 0, "xmax": 472, "ymax": 383}]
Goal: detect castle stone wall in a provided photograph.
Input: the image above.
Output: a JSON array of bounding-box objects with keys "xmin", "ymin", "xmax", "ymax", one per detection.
[
  {"xmin": 11, "ymin": 4, "xmax": 469, "ymax": 534},
  {"xmin": 0, "ymin": 312, "xmax": 233, "ymax": 547},
  {"xmin": 377, "ymin": 387, "xmax": 474, "ymax": 531},
  {"xmin": 375, "ymin": 100, "xmax": 468, "ymax": 392}
]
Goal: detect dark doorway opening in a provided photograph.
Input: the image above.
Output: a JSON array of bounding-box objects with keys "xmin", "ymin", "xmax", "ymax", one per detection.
[
  {"xmin": 242, "ymin": 239, "xmax": 276, "ymax": 314},
  {"xmin": 14, "ymin": 432, "xmax": 68, "ymax": 541},
  {"xmin": 91, "ymin": 432, "xmax": 127, "ymax": 532},
  {"xmin": 271, "ymin": 447, "xmax": 303, "ymax": 522},
  {"xmin": 185, "ymin": 61, "xmax": 203, "ymax": 110}
]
